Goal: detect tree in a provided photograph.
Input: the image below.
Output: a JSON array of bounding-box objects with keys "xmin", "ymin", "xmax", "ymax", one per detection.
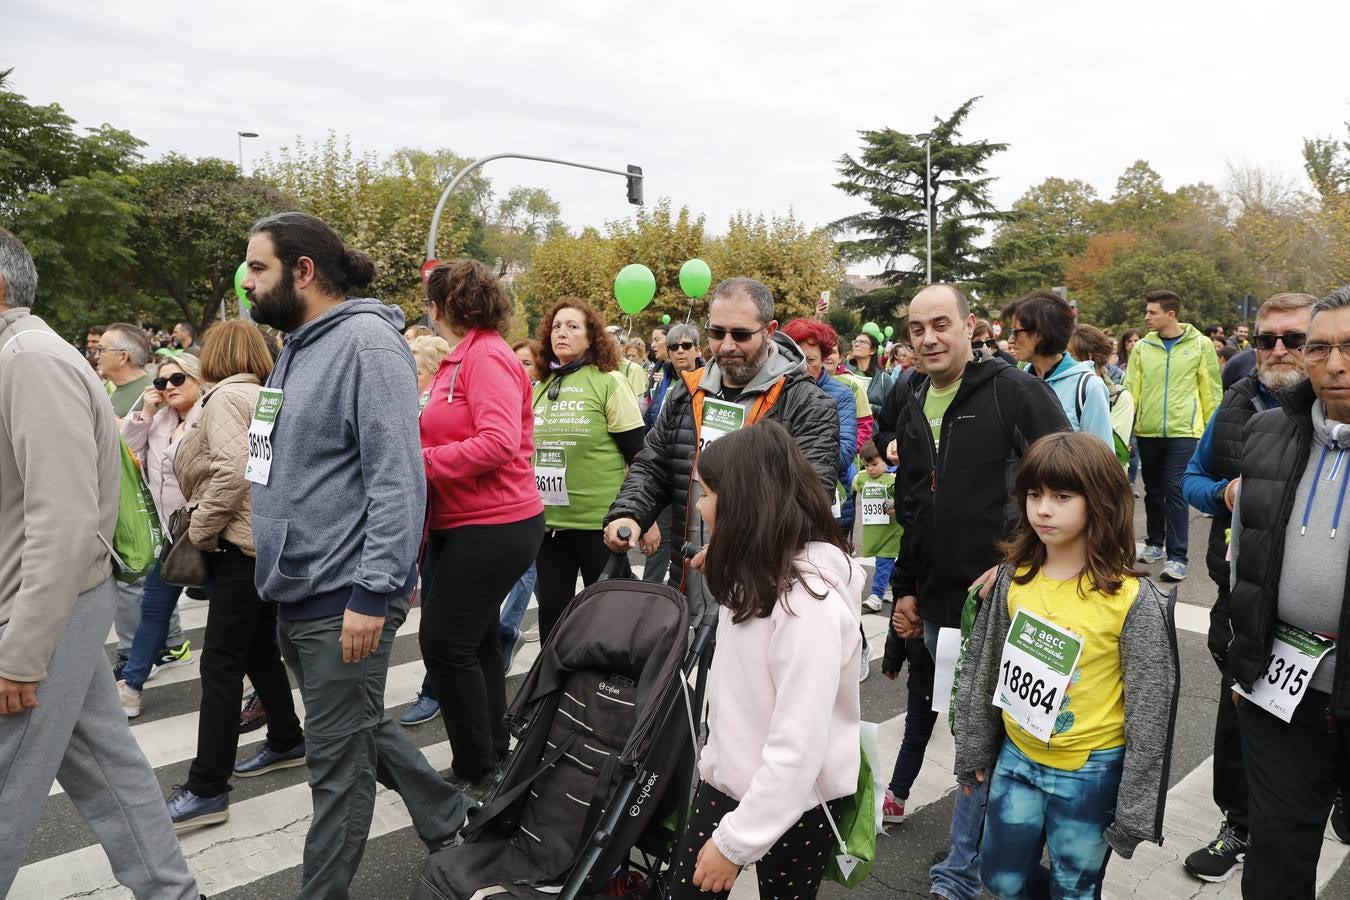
[
  {"xmin": 1100, "ymin": 160, "xmax": 1181, "ymax": 231},
  {"xmin": 1303, "ymin": 128, "xmax": 1350, "ymax": 201},
  {"xmin": 1085, "ymin": 240, "xmax": 1237, "ymax": 330},
  {"xmin": 481, "ymin": 186, "xmax": 564, "ymax": 279},
  {"xmin": 831, "ymin": 97, "xmax": 1008, "ymax": 319},
  {"xmin": 982, "ymin": 178, "xmax": 1102, "ymax": 301},
  {"xmin": 704, "ymin": 211, "xmax": 845, "ymax": 324}
]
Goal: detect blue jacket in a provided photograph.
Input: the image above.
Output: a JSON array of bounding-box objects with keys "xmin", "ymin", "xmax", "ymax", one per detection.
[
  {"xmin": 1043, "ymin": 354, "xmax": 1114, "ymax": 449},
  {"xmin": 1182, "ymin": 382, "xmax": 1280, "ymax": 515},
  {"xmin": 816, "ymin": 369, "xmax": 857, "ymax": 478},
  {"xmin": 251, "ymin": 300, "xmax": 424, "ymax": 620}
]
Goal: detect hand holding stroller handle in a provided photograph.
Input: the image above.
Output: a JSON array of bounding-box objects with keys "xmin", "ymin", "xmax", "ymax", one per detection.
[
  {"xmin": 680, "ymin": 542, "xmax": 699, "ymax": 559},
  {"xmin": 616, "ymin": 526, "xmax": 632, "ymax": 542}
]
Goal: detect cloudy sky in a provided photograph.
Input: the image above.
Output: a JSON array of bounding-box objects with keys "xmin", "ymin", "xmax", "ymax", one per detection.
[{"xmin": 10, "ymin": 0, "xmax": 1349, "ymax": 268}]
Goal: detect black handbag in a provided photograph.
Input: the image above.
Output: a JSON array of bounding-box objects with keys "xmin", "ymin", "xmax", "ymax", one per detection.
[{"xmin": 159, "ymin": 506, "xmax": 208, "ymax": 587}]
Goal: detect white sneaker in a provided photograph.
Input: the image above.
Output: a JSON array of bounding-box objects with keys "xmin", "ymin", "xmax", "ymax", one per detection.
[
  {"xmin": 862, "ymin": 595, "xmax": 884, "ymax": 613},
  {"xmin": 117, "ymin": 680, "xmax": 142, "ymax": 718},
  {"xmin": 859, "ymin": 638, "xmax": 871, "ymax": 683}
]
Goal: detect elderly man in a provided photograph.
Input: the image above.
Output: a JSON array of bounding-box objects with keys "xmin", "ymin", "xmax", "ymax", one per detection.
[
  {"xmin": 0, "ymin": 229, "xmax": 199, "ymax": 897},
  {"xmin": 1179, "ymin": 292, "xmax": 1316, "ymax": 882},
  {"xmin": 1227, "ymin": 285, "xmax": 1350, "ymax": 897}
]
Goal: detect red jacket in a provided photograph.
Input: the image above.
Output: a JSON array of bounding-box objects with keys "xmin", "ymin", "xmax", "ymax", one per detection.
[{"xmin": 420, "ymin": 328, "xmax": 543, "ymax": 530}]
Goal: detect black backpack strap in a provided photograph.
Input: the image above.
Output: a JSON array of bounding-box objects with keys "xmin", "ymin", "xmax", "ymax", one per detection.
[{"xmin": 1075, "ymin": 371, "xmax": 1092, "ymax": 423}]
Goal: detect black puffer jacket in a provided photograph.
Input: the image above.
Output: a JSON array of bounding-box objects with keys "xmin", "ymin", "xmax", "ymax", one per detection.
[{"xmin": 605, "ymin": 333, "xmax": 839, "ymax": 548}]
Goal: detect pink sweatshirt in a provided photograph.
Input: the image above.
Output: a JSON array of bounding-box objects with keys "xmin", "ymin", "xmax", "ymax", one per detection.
[
  {"xmin": 700, "ymin": 541, "xmax": 864, "ymax": 866},
  {"xmin": 420, "ymin": 328, "xmax": 543, "ymax": 530}
]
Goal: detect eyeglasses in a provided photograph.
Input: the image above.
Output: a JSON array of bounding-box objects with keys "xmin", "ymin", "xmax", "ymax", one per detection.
[
  {"xmin": 671, "ymin": 341, "xmax": 697, "ymax": 352},
  {"xmin": 97, "ymin": 345, "xmax": 126, "ymax": 356},
  {"xmin": 705, "ymin": 321, "xmax": 767, "ymax": 343},
  {"xmin": 1253, "ymin": 332, "xmax": 1307, "ymax": 351},
  {"xmin": 1009, "ymin": 328, "xmax": 1032, "ymax": 339},
  {"xmin": 152, "ymin": 372, "xmax": 189, "ymax": 390},
  {"xmin": 1303, "ymin": 342, "xmax": 1350, "ymax": 362},
  {"xmin": 972, "ymin": 339, "xmax": 999, "ymax": 350}
]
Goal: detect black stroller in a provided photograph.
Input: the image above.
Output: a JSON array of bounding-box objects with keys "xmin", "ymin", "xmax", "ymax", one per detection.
[{"xmin": 413, "ymin": 542, "xmax": 714, "ymax": 900}]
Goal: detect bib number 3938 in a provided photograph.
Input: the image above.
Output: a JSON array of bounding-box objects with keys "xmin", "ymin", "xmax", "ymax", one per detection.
[
  {"xmin": 1233, "ymin": 622, "xmax": 1335, "ymax": 723},
  {"xmin": 861, "ymin": 482, "xmax": 889, "ymax": 526},
  {"xmin": 244, "ymin": 388, "xmax": 283, "ymax": 486},
  {"xmin": 994, "ymin": 609, "xmax": 1084, "ymax": 742}
]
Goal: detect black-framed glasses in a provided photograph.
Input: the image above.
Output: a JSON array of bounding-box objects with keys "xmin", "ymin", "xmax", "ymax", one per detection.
[
  {"xmin": 1253, "ymin": 332, "xmax": 1307, "ymax": 351},
  {"xmin": 1303, "ymin": 342, "xmax": 1350, "ymax": 362},
  {"xmin": 705, "ymin": 321, "xmax": 767, "ymax": 343},
  {"xmin": 1009, "ymin": 328, "xmax": 1032, "ymax": 339},
  {"xmin": 152, "ymin": 372, "xmax": 189, "ymax": 390},
  {"xmin": 671, "ymin": 341, "xmax": 697, "ymax": 351},
  {"xmin": 972, "ymin": 339, "xmax": 998, "ymax": 350}
]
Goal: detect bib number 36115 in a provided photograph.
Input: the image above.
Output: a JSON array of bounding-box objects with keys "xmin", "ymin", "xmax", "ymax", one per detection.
[
  {"xmin": 1233, "ymin": 622, "xmax": 1335, "ymax": 723},
  {"xmin": 244, "ymin": 388, "xmax": 284, "ymax": 486},
  {"xmin": 994, "ymin": 609, "xmax": 1084, "ymax": 742}
]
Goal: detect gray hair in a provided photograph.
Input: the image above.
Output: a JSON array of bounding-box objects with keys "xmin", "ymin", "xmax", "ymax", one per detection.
[
  {"xmin": 666, "ymin": 322, "xmax": 701, "ymax": 346},
  {"xmin": 0, "ymin": 228, "xmax": 38, "ymax": 309},
  {"xmin": 710, "ymin": 277, "xmax": 774, "ymax": 325},
  {"xmin": 1312, "ymin": 286, "xmax": 1350, "ymax": 323},
  {"xmin": 103, "ymin": 323, "xmax": 154, "ymax": 368}
]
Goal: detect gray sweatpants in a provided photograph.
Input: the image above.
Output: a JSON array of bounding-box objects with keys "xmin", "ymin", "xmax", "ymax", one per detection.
[
  {"xmin": 0, "ymin": 576, "xmax": 198, "ymax": 898},
  {"xmin": 114, "ymin": 576, "xmax": 186, "ymax": 655},
  {"xmin": 278, "ymin": 591, "xmax": 472, "ymax": 899}
]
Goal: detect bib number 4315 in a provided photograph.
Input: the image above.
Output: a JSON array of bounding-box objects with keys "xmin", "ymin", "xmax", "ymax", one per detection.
[{"xmin": 1233, "ymin": 622, "xmax": 1334, "ymax": 723}]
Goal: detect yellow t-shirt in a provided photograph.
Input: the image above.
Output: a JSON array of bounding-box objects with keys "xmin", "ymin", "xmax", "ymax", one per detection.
[{"xmin": 1002, "ymin": 569, "xmax": 1140, "ymax": 770}]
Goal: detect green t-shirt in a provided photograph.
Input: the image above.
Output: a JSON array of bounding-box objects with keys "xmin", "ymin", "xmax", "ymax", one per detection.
[
  {"xmin": 852, "ymin": 470, "xmax": 901, "ymax": 558},
  {"xmin": 923, "ymin": 378, "xmax": 962, "ymax": 448},
  {"xmin": 110, "ymin": 374, "xmax": 152, "ymax": 418},
  {"xmin": 619, "ymin": 358, "xmax": 649, "ymax": 402},
  {"xmin": 532, "ymin": 366, "xmax": 644, "ymax": 531},
  {"xmin": 834, "ymin": 371, "xmax": 873, "ymax": 419}
]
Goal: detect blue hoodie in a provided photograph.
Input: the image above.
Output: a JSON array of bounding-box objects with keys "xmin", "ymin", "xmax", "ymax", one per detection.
[
  {"xmin": 1042, "ymin": 353, "xmax": 1114, "ymax": 450},
  {"xmin": 250, "ymin": 299, "xmax": 424, "ymax": 620}
]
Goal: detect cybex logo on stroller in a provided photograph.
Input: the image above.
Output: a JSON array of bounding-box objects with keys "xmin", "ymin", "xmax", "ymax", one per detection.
[{"xmin": 629, "ymin": 772, "xmax": 660, "ymax": 817}]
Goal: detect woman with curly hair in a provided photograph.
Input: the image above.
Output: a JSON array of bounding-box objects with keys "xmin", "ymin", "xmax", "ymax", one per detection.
[{"xmin": 531, "ymin": 299, "xmax": 645, "ymax": 640}]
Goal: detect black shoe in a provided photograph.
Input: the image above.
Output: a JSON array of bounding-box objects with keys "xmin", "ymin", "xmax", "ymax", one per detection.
[
  {"xmin": 1183, "ymin": 820, "xmax": 1249, "ymax": 882},
  {"xmin": 1333, "ymin": 793, "xmax": 1350, "ymax": 844},
  {"xmin": 445, "ymin": 759, "xmax": 506, "ymax": 802},
  {"xmin": 111, "ymin": 656, "xmax": 128, "ymax": 682}
]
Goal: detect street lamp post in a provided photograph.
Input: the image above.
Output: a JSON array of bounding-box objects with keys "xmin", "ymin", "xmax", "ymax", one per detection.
[
  {"xmin": 237, "ymin": 131, "xmax": 259, "ymax": 173},
  {"xmin": 425, "ymin": 153, "xmax": 643, "ymax": 262},
  {"xmin": 916, "ymin": 132, "xmax": 932, "ymax": 284}
]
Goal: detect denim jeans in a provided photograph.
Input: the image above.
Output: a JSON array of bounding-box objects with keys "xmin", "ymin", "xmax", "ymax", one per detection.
[
  {"xmin": 925, "ymin": 621, "xmax": 988, "ymax": 900},
  {"xmin": 1137, "ymin": 436, "xmax": 1198, "ymax": 564},
  {"xmin": 498, "ymin": 561, "xmax": 537, "ymax": 669},
  {"xmin": 981, "ymin": 739, "xmax": 1123, "ymax": 900},
  {"xmin": 871, "ymin": 556, "xmax": 896, "ymax": 600},
  {"xmin": 121, "ymin": 562, "xmax": 183, "ymax": 691}
]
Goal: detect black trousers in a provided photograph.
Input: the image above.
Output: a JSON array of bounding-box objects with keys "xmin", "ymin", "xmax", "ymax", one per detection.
[
  {"xmin": 420, "ymin": 514, "xmax": 543, "ymax": 780},
  {"xmin": 533, "ymin": 528, "xmax": 611, "ymax": 642},
  {"xmin": 667, "ymin": 781, "xmax": 840, "ymax": 900},
  {"xmin": 187, "ymin": 542, "xmax": 303, "ymax": 797},
  {"xmin": 1238, "ymin": 691, "xmax": 1340, "ymax": 899},
  {"xmin": 1213, "ymin": 674, "xmax": 1248, "ymax": 831}
]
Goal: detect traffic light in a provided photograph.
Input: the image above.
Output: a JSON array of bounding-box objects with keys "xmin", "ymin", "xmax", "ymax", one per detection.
[{"xmin": 626, "ymin": 164, "xmax": 643, "ymax": 206}]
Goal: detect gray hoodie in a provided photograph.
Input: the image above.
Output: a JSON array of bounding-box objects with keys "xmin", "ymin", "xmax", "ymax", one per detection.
[{"xmin": 250, "ymin": 299, "xmax": 425, "ymax": 620}]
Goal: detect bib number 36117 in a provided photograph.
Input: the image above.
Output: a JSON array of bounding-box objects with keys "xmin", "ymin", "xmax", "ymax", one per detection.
[
  {"xmin": 994, "ymin": 609, "xmax": 1084, "ymax": 742},
  {"xmin": 1233, "ymin": 622, "xmax": 1335, "ymax": 723},
  {"xmin": 244, "ymin": 388, "xmax": 284, "ymax": 486}
]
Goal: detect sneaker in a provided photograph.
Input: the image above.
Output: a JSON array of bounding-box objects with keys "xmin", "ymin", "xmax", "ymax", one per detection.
[
  {"xmin": 234, "ymin": 740, "xmax": 307, "ymax": 777},
  {"xmin": 1333, "ymin": 793, "xmax": 1350, "ymax": 844},
  {"xmin": 859, "ymin": 638, "xmax": 871, "ymax": 683},
  {"xmin": 1161, "ymin": 560, "xmax": 1187, "ymax": 581},
  {"xmin": 111, "ymin": 654, "xmax": 128, "ymax": 682},
  {"xmin": 400, "ymin": 691, "xmax": 441, "ymax": 726},
  {"xmin": 862, "ymin": 595, "xmax": 885, "ymax": 614},
  {"xmin": 522, "ymin": 626, "xmax": 541, "ymax": 643},
  {"xmin": 117, "ymin": 680, "xmax": 142, "ymax": 718},
  {"xmin": 1136, "ymin": 543, "xmax": 1165, "ymax": 564},
  {"xmin": 445, "ymin": 759, "xmax": 506, "ymax": 802},
  {"xmin": 1183, "ymin": 820, "xmax": 1249, "ymax": 882},
  {"xmin": 882, "ymin": 788, "xmax": 907, "ymax": 824},
  {"xmin": 154, "ymin": 640, "xmax": 193, "ymax": 673},
  {"xmin": 166, "ymin": 786, "xmax": 230, "ymax": 833},
  {"xmin": 239, "ymin": 691, "xmax": 267, "ymax": 734}
]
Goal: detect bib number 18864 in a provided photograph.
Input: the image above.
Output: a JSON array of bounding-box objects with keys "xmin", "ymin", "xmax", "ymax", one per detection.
[{"xmin": 999, "ymin": 660, "xmax": 1059, "ymax": 716}]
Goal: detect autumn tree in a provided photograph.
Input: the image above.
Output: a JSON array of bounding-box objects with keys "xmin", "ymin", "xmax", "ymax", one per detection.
[{"xmin": 983, "ymin": 178, "xmax": 1103, "ymax": 301}]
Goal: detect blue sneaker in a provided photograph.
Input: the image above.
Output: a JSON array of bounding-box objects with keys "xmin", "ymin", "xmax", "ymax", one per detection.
[
  {"xmin": 400, "ymin": 691, "xmax": 440, "ymax": 726},
  {"xmin": 234, "ymin": 740, "xmax": 306, "ymax": 777},
  {"xmin": 1136, "ymin": 543, "xmax": 1165, "ymax": 564},
  {"xmin": 166, "ymin": 786, "xmax": 229, "ymax": 833},
  {"xmin": 1161, "ymin": 560, "xmax": 1187, "ymax": 581}
]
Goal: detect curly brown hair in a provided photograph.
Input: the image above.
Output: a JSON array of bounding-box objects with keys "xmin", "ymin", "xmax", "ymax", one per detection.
[
  {"xmin": 425, "ymin": 259, "xmax": 512, "ymax": 335},
  {"xmin": 535, "ymin": 298, "xmax": 619, "ymax": 381}
]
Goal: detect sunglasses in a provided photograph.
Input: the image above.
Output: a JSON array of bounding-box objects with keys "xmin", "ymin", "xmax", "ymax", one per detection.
[
  {"xmin": 972, "ymin": 339, "xmax": 999, "ymax": 350},
  {"xmin": 1253, "ymin": 332, "xmax": 1307, "ymax": 351},
  {"xmin": 671, "ymin": 341, "xmax": 697, "ymax": 352},
  {"xmin": 152, "ymin": 372, "xmax": 189, "ymax": 390},
  {"xmin": 705, "ymin": 321, "xmax": 767, "ymax": 343}
]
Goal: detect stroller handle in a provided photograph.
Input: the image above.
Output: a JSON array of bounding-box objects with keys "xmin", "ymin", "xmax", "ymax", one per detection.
[{"xmin": 599, "ymin": 527, "xmax": 634, "ymax": 581}]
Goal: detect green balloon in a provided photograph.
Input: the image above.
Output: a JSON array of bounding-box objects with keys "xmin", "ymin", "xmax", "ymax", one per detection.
[
  {"xmin": 862, "ymin": 322, "xmax": 882, "ymax": 341},
  {"xmin": 661, "ymin": 314, "xmax": 671, "ymax": 325},
  {"xmin": 884, "ymin": 325, "xmax": 894, "ymax": 338},
  {"xmin": 233, "ymin": 261, "xmax": 251, "ymax": 309},
  {"xmin": 614, "ymin": 264, "xmax": 657, "ymax": 315},
  {"xmin": 678, "ymin": 258, "xmax": 713, "ymax": 299}
]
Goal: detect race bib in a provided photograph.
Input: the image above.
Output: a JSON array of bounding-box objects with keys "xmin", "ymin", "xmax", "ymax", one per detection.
[
  {"xmin": 244, "ymin": 388, "xmax": 283, "ymax": 486},
  {"xmin": 534, "ymin": 447, "xmax": 569, "ymax": 507},
  {"xmin": 698, "ymin": 398, "xmax": 745, "ymax": 452},
  {"xmin": 994, "ymin": 609, "xmax": 1084, "ymax": 742},
  {"xmin": 831, "ymin": 485, "xmax": 842, "ymax": 519},
  {"xmin": 861, "ymin": 482, "xmax": 889, "ymax": 526},
  {"xmin": 1233, "ymin": 622, "xmax": 1335, "ymax": 723}
]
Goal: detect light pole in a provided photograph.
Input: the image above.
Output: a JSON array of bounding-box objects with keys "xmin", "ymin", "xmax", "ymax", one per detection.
[
  {"xmin": 425, "ymin": 153, "xmax": 643, "ymax": 262},
  {"xmin": 237, "ymin": 131, "xmax": 259, "ymax": 173},
  {"xmin": 916, "ymin": 132, "xmax": 932, "ymax": 284}
]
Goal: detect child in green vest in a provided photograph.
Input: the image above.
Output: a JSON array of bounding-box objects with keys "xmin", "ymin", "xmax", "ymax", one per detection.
[{"xmin": 853, "ymin": 440, "xmax": 901, "ymax": 612}]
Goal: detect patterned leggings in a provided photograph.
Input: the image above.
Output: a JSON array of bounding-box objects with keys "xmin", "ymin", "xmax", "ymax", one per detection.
[{"xmin": 667, "ymin": 781, "xmax": 839, "ymax": 900}]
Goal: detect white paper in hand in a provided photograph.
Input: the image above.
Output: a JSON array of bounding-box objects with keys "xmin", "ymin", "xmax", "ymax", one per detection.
[{"xmin": 931, "ymin": 627, "xmax": 962, "ymax": 713}]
